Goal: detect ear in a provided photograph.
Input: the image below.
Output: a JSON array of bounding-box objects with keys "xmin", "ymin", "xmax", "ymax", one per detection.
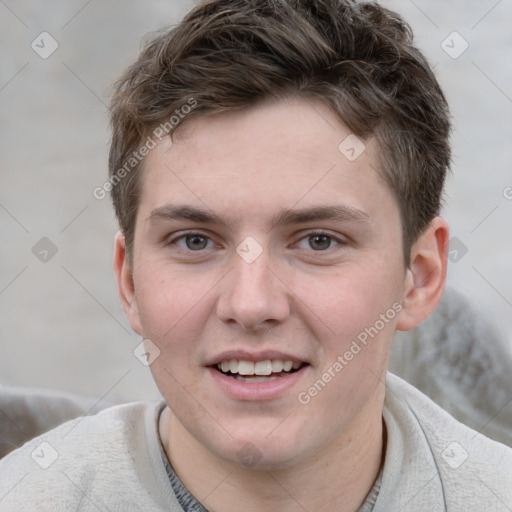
[
  {"xmin": 113, "ymin": 231, "xmax": 142, "ymax": 335},
  {"xmin": 396, "ymin": 217, "xmax": 449, "ymax": 332}
]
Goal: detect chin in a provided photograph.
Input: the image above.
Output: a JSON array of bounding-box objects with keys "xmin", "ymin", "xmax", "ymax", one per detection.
[{"xmin": 212, "ymin": 427, "xmax": 313, "ymax": 472}]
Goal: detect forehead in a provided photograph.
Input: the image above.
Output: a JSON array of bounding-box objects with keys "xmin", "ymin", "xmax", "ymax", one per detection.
[{"xmin": 138, "ymin": 98, "xmax": 395, "ymax": 226}]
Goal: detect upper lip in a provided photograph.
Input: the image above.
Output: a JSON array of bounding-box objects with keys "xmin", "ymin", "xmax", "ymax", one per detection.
[{"xmin": 205, "ymin": 349, "xmax": 308, "ymax": 367}]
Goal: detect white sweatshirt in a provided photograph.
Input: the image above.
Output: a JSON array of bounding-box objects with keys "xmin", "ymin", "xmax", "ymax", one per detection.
[{"xmin": 0, "ymin": 373, "xmax": 511, "ymax": 511}]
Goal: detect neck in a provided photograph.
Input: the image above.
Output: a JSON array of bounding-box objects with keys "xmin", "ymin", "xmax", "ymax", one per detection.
[{"xmin": 159, "ymin": 395, "xmax": 385, "ymax": 512}]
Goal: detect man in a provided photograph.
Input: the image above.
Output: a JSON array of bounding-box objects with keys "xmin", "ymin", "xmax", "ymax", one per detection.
[{"xmin": 1, "ymin": 1, "xmax": 511, "ymax": 510}]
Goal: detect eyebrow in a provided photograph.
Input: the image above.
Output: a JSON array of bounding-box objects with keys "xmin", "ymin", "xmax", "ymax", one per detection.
[{"xmin": 148, "ymin": 204, "xmax": 370, "ymax": 228}]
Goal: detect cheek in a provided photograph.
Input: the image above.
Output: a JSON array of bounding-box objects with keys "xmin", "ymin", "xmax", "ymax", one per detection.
[
  {"xmin": 135, "ymin": 271, "xmax": 212, "ymax": 401},
  {"xmin": 135, "ymin": 265, "xmax": 210, "ymax": 336},
  {"xmin": 293, "ymin": 265, "xmax": 400, "ymax": 426},
  {"xmin": 134, "ymin": 268, "xmax": 217, "ymax": 390},
  {"xmin": 295, "ymin": 260, "xmax": 403, "ymax": 342}
]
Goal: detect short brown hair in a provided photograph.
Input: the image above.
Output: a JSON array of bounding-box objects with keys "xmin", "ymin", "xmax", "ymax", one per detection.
[{"xmin": 109, "ymin": 0, "xmax": 451, "ymax": 265}]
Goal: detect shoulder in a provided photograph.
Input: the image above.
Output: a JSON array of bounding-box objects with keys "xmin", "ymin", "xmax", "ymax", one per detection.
[
  {"xmin": 383, "ymin": 373, "xmax": 512, "ymax": 510},
  {"xmin": 0, "ymin": 401, "xmax": 175, "ymax": 511}
]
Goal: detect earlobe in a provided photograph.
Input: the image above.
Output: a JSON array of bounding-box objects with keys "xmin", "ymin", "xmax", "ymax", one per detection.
[
  {"xmin": 396, "ymin": 217, "xmax": 449, "ymax": 332},
  {"xmin": 113, "ymin": 231, "xmax": 142, "ymax": 335}
]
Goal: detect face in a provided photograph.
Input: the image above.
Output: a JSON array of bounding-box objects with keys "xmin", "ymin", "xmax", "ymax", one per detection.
[{"xmin": 118, "ymin": 98, "xmax": 411, "ymax": 470}]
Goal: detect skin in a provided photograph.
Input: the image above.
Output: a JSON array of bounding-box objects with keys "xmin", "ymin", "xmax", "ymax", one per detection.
[{"xmin": 114, "ymin": 97, "xmax": 449, "ymax": 511}]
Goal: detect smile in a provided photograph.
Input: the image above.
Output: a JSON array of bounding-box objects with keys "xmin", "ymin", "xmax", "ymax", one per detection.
[
  {"xmin": 215, "ymin": 359, "xmax": 305, "ymax": 382},
  {"xmin": 208, "ymin": 356, "xmax": 310, "ymax": 400}
]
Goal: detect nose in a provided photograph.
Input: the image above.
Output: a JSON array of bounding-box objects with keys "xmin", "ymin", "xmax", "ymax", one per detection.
[{"xmin": 216, "ymin": 248, "xmax": 291, "ymax": 332}]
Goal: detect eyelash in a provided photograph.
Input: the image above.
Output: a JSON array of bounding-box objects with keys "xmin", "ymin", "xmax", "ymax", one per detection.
[{"xmin": 167, "ymin": 230, "xmax": 347, "ymax": 253}]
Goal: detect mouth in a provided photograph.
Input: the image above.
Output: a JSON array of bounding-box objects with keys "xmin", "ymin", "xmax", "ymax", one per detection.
[{"xmin": 212, "ymin": 359, "xmax": 307, "ymax": 383}]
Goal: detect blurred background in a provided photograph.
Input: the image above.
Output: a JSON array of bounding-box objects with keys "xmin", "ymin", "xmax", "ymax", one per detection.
[{"xmin": 1, "ymin": 0, "xmax": 511, "ymax": 404}]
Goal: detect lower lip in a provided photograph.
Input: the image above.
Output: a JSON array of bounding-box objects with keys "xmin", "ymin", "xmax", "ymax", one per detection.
[{"xmin": 207, "ymin": 366, "xmax": 309, "ymax": 401}]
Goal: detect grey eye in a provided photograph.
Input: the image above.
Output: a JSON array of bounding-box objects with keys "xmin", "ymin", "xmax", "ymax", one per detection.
[
  {"xmin": 308, "ymin": 234, "xmax": 332, "ymax": 250},
  {"xmin": 185, "ymin": 234, "xmax": 209, "ymax": 250}
]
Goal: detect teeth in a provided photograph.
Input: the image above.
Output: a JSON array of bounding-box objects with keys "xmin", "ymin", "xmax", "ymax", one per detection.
[
  {"xmin": 216, "ymin": 359, "xmax": 303, "ymax": 375},
  {"xmin": 238, "ymin": 360, "xmax": 255, "ymax": 375},
  {"xmin": 283, "ymin": 361, "xmax": 293, "ymax": 371},
  {"xmin": 271, "ymin": 360, "xmax": 284, "ymax": 373},
  {"xmin": 254, "ymin": 360, "xmax": 272, "ymax": 375}
]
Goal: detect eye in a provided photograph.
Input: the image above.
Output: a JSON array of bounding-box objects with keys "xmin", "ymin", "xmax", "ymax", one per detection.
[
  {"xmin": 307, "ymin": 234, "xmax": 333, "ymax": 251},
  {"xmin": 295, "ymin": 232, "xmax": 343, "ymax": 251},
  {"xmin": 172, "ymin": 233, "xmax": 214, "ymax": 251}
]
